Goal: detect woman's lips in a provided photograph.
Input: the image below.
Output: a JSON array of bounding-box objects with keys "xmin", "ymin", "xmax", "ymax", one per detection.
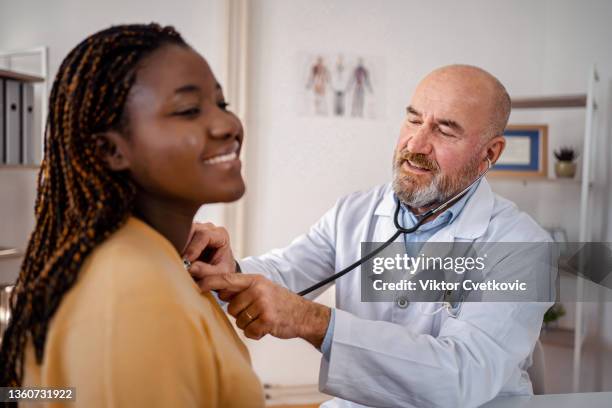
[
  {"xmin": 202, "ymin": 141, "xmax": 241, "ymax": 166},
  {"xmin": 203, "ymin": 151, "xmax": 238, "ymax": 165}
]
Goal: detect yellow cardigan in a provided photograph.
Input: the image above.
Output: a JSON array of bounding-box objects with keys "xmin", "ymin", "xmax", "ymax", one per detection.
[{"xmin": 22, "ymin": 217, "xmax": 264, "ymax": 407}]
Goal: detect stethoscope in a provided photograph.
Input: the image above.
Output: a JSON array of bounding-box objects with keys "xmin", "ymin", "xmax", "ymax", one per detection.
[{"xmin": 297, "ymin": 158, "xmax": 492, "ymax": 297}]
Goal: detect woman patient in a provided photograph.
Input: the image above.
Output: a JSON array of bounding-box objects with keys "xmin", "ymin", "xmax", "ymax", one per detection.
[{"xmin": 0, "ymin": 24, "xmax": 264, "ymax": 407}]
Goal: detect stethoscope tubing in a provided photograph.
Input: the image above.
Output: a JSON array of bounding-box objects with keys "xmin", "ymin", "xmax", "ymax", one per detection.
[
  {"xmin": 297, "ymin": 203, "xmax": 432, "ymax": 296},
  {"xmin": 297, "ymin": 159, "xmax": 492, "ymax": 297}
]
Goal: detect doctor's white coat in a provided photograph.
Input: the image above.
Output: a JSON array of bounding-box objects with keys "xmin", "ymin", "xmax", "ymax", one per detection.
[{"xmin": 241, "ymin": 179, "xmax": 553, "ymax": 408}]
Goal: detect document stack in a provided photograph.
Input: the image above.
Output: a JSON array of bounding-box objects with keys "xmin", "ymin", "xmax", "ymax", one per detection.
[{"xmin": 1, "ymin": 71, "xmax": 37, "ymax": 165}]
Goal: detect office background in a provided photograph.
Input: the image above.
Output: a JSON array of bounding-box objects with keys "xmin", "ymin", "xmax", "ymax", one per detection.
[{"xmin": 1, "ymin": 0, "xmax": 611, "ymax": 399}]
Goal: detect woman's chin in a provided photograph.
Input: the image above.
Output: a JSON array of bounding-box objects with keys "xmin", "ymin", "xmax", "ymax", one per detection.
[{"xmin": 213, "ymin": 181, "xmax": 246, "ymax": 203}]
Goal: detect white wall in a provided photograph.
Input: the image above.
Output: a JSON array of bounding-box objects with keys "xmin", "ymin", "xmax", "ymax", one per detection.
[
  {"xmin": 0, "ymin": 0, "xmax": 228, "ymax": 236},
  {"xmin": 243, "ymin": 0, "xmax": 612, "ymax": 387},
  {"xmin": 0, "ymin": 0, "xmax": 226, "ymax": 79},
  {"xmin": 2, "ymin": 0, "xmax": 611, "ymax": 392}
]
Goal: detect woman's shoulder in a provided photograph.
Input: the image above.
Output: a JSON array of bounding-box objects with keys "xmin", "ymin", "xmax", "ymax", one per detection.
[
  {"xmin": 86, "ymin": 217, "xmax": 183, "ymax": 280},
  {"xmin": 61, "ymin": 217, "xmax": 195, "ymax": 318},
  {"xmin": 35, "ymin": 217, "xmax": 252, "ymax": 407}
]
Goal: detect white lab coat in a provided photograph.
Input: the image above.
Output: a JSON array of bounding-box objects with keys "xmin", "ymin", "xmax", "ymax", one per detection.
[{"xmin": 241, "ymin": 179, "xmax": 553, "ymax": 408}]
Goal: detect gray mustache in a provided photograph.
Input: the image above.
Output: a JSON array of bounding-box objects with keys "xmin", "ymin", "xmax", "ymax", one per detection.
[{"xmin": 397, "ymin": 151, "xmax": 439, "ymax": 172}]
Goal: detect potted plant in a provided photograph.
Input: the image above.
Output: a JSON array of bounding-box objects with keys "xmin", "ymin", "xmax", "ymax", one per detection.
[
  {"xmin": 553, "ymin": 146, "xmax": 578, "ymax": 178},
  {"xmin": 543, "ymin": 303, "xmax": 566, "ymax": 330}
]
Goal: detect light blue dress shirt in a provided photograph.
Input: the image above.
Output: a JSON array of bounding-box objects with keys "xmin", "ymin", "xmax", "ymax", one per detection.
[{"xmin": 320, "ymin": 181, "xmax": 481, "ymax": 359}]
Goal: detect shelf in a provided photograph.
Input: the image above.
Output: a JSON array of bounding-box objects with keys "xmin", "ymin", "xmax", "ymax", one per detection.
[
  {"xmin": 0, "ymin": 165, "xmax": 40, "ymax": 170},
  {"xmin": 264, "ymin": 384, "xmax": 329, "ymax": 407},
  {"xmin": 540, "ymin": 327, "xmax": 574, "ymax": 348},
  {"xmin": 511, "ymin": 94, "xmax": 587, "ymax": 109},
  {"xmin": 488, "ymin": 176, "xmax": 587, "ymax": 184},
  {"xmin": 0, "ymin": 247, "xmax": 22, "ymax": 260},
  {"xmin": 0, "ymin": 68, "xmax": 45, "ymax": 83}
]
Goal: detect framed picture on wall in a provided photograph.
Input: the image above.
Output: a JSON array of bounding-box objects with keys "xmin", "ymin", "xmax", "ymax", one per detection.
[{"xmin": 491, "ymin": 124, "xmax": 548, "ymax": 178}]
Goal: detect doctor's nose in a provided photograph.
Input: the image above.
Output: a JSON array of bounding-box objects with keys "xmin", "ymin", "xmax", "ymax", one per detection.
[{"xmin": 405, "ymin": 126, "xmax": 433, "ymax": 155}]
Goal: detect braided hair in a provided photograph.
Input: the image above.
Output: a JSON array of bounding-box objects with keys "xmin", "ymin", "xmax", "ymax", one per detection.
[{"xmin": 0, "ymin": 23, "xmax": 187, "ymax": 387}]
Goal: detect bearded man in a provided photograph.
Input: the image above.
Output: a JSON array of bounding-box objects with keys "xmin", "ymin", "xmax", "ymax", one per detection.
[{"xmin": 185, "ymin": 65, "xmax": 553, "ymax": 408}]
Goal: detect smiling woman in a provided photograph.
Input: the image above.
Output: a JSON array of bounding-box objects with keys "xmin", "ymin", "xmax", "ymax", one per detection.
[{"xmin": 0, "ymin": 24, "xmax": 263, "ymax": 407}]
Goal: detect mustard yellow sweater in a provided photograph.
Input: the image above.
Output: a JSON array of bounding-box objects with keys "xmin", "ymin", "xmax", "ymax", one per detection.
[{"xmin": 22, "ymin": 217, "xmax": 264, "ymax": 407}]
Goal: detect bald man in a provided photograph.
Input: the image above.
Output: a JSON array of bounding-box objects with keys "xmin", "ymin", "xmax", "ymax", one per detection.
[{"xmin": 186, "ymin": 65, "xmax": 553, "ymax": 407}]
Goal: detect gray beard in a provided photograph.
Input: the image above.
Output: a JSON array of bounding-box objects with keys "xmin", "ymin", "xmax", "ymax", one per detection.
[
  {"xmin": 392, "ymin": 155, "xmax": 481, "ymax": 209},
  {"xmin": 392, "ymin": 169, "xmax": 444, "ymax": 208}
]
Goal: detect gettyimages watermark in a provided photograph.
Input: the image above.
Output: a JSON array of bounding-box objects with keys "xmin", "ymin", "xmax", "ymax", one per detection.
[{"xmin": 360, "ymin": 242, "xmax": 612, "ymax": 303}]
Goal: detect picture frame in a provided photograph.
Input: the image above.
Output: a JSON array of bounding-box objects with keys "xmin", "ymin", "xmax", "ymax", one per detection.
[{"xmin": 491, "ymin": 124, "xmax": 548, "ymax": 178}]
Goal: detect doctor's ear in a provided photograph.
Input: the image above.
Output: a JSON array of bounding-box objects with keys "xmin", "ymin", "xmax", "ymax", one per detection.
[
  {"xmin": 482, "ymin": 135, "xmax": 506, "ymax": 167},
  {"xmin": 94, "ymin": 131, "xmax": 131, "ymax": 171}
]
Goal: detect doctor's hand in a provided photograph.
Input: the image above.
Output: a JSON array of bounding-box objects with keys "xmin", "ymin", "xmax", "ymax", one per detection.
[
  {"xmin": 182, "ymin": 222, "xmax": 238, "ymax": 280},
  {"xmin": 200, "ymin": 273, "xmax": 331, "ymax": 348}
]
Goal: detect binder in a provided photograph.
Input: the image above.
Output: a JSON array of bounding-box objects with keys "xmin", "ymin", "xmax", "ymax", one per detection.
[
  {"xmin": 0, "ymin": 79, "xmax": 4, "ymax": 164},
  {"xmin": 21, "ymin": 83, "xmax": 35, "ymax": 164},
  {"xmin": 4, "ymin": 80, "xmax": 21, "ymax": 165}
]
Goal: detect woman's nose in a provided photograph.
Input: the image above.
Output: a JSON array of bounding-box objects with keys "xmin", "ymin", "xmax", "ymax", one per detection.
[{"xmin": 208, "ymin": 112, "xmax": 242, "ymax": 140}]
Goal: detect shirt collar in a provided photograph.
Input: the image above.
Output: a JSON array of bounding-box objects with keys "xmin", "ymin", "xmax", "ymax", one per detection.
[
  {"xmin": 375, "ymin": 178, "xmax": 495, "ymax": 240},
  {"xmin": 399, "ymin": 180, "xmax": 480, "ymax": 230}
]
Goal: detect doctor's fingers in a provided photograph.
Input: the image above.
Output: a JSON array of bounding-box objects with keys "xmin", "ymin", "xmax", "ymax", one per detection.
[
  {"xmin": 182, "ymin": 223, "xmax": 230, "ymax": 262},
  {"xmin": 240, "ymin": 304, "xmax": 292, "ymax": 340},
  {"xmin": 189, "ymin": 261, "xmax": 229, "ymax": 280},
  {"xmin": 199, "ymin": 272, "xmax": 256, "ymax": 294},
  {"xmin": 183, "ymin": 222, "xmax": 213, "ymax": 248},
  {"xmin": 182, "ymin": 222, "xmax": 215, "ymax": 255},
  {"xmin": 243, "ymin": 320, "xmax": 268, "ymax": 340},
  {"xmin": 233, "ymin": 302, "xmax": 273, "ymax": 340},
  {"xmin": 226, "ymin": 288, "xmax": 256, "ymax": 318},
  {"xmin": 235, "ymin": 302, "xmax": 262, "ymax": 331}
]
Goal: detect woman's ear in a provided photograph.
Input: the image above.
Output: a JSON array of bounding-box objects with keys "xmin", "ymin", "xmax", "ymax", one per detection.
[{"xmin": 95, "ymin": 131, "xmax": 131, "ymax": 171}]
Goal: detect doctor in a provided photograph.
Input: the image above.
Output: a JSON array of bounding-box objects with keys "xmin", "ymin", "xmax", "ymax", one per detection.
[{"xmin": 185, "ymin": 65, "xmax": 552, "ymax": 407}]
